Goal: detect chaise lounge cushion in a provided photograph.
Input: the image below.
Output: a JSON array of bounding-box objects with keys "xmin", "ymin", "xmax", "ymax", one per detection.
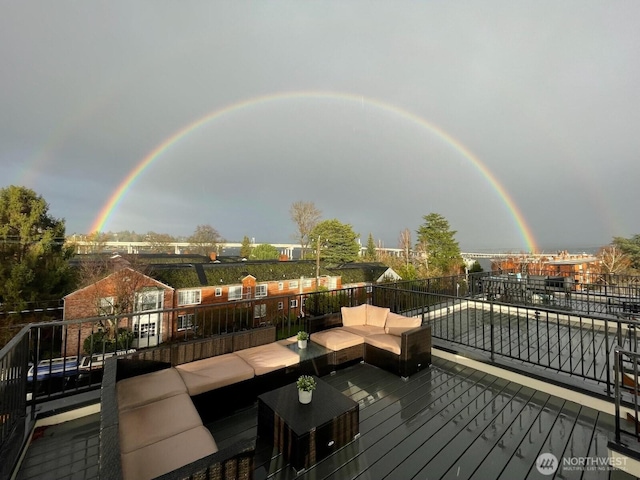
[
  {"xmin": 120, "ymin": 426, "xmax": 218, "ymax": 480},
  {"xmin": 118, "ymin": 393, "xmax": 203, "ymax": 454},
  {"xmin": 384, "ymin": 313, "xmax": 421, "ymax": 336},
  {"xmin": 116, "ymin": 367, "xmax": 188, "ymax": 411},
  {"xmin": 175, "ymin": 353, "xmax": 255, "ymax": 396},
  {"xmin": 365, "ymin": 334, "xmax": 402, "ymax": 355},
  {"xmin": 234, "ymin": 342, "xmax": 300, "ymax": 375},
  {"xmin": 312, "ymin": 328, "xmax": 364, "ymax": 351},
  {"xmin": 341, "ymin": 304, "xmax": 367, "ymax": 326},
  {"xmin": 365, "ymin": 304, "xmax": 390, "ymax": 328}
]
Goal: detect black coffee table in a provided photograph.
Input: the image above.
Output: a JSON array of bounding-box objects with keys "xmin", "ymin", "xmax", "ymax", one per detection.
[
  {"xmin": 257, "ymin": 375, "xmax": 359, "ymax": 472},
  {"xmin": 285, "ymin": 341, "xmax": 332, "ymax": 376}
]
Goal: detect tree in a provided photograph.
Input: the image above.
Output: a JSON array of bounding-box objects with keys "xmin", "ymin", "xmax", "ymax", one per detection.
[
  {"xmin": 364, "ymin": 233, "xmax": 377, "ymax": 261},
  {"xmin": 398, "ymin": 228, "xmax": 412, "ymax": 267},
  {"xmin": 188, "ymin": 224, "xmax": 223, "ymax": 257},
  {"xmin": 598, "ymin": 245, "xmax": 631, "ymax": 279},
  {"xmin": 415, "ymin": 213, "xmax": 462, "ymax": 276},
  {"xmin": 613, "ymin": 235, "xmax": 640, "ymax": 272},
  {"xmin": 145, "ymin": 231, "xmax": 176, "ymax": 253},
  {"xmin": 309, "ymin": 219, "xmax": 360, "ymax": 265},
  {"xmin": 250, "ymin": 244, "xmax": 280, "ymax": 260},
  {"xmin": 469, "ymin": 261, "xmax": 483, "ymax": 273},
  {"xmin": 240, "ymin": 236, "xmax": 252, "ymax": 258},
  {"xmin": 0, "ymin": 186, "xmax": 74, "ymax": 336},
  {"xmin": 290, "ymin": 201, "xmax": 321, "ymax": 259}
]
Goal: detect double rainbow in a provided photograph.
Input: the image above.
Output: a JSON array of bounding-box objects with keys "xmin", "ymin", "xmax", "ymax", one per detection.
[{"xmin": 90, "ymin": 91, "xmax": 537, "ymax": 252}]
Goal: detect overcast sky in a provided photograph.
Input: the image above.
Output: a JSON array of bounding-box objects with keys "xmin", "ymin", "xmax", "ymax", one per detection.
[{"xmin": 2, "ymin": 1, "xmax": 639, "ymax": 253}]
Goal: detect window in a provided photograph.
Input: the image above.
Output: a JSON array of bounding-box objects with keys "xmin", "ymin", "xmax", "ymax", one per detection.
[
  {"xmin": 134, "ymin": 322, "xmax": 156, "ymax": 338},
  {"xmin": 98, "ymin": 297, "xmax": 115, "ymax": 316},
  {"xmin": 303, "ymin": 279, "xmax": 312, "ymax": 288},
  {"xmin": 255, "ymin": 284, "xmax": 268, "ymax": 298},
  {"xmin": 289, "ymin": 280, "xmax": 298, "ymax": 289},
  {"xmin": 215, "ymin": 287, "xmax": 222, "ymax": 297},
  {"xmin": 178, "ymin": 289, "xmax": 201, "ymax": 306},
  {"xmin": 228, "ymin": 286, "xmax": 243, "ymax": 301},
  {"xmin": 177, "ymin": 313, "xmax": 194, "ymax": 330},
  {"xmin": 254, "ymin": 304, "xmax": 267, "ymax": 318},
  {"xmin": 277, "ymin": 301, "xmax": 284, "ymax": 310},
  {"xmin": 328, "ymin": 277, "xmax": 338, "ymax": 290},
  {"xmin": 366, "ymin": 286, "xmax": 372, "ymax": 293},
  {"xmin": 278, "ymin": 282, "xmax": 284, "ymax": 291},
  {"xmin": 290, "ymin": 299, "xmax": 298, "ymax": 308}
]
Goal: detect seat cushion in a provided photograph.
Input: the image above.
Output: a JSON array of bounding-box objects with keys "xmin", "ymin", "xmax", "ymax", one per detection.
[
  {"xmin": 311, "ymin": 328, "xmax": 364, "ymax": 351},
  {"xmin": 121, "ymin": 426, "xmax": 218, "ymax": 480},
  {"xmin": 365, "ymin": 334, "xmax": 402, "ymax": 355},
  {"xmin": 342, "ymin": 325, "xmax": 386, "ymax": 337},
  {"xmin": 384, "ymin": 312, "xmax": 421, "ymax": 336},
  {"xmin": 234, "ymin": 342, "xmax": 300, "ymax": 375},
  {"xmin": 341, "ymin": 304, "xmax": 367, "ymax": 326},
  {"xmin": 366, "ymin": 304, "xmax": 390, "ymax": 328},
  {"xmin": 175, "ymin": 353, "xmax": 255, "ymax": 396},
  {"xmin": 118, "ymin": 393, "xmax": 203, "ymax": 454},
  {"xmin": 116, "ymin": 367, "xmax": 188, "ymax": 411}
]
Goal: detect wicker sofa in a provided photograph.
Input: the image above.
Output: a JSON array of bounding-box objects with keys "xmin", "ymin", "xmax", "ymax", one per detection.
[
  {"xmin": 308, "ymin": 304, "xmax": 431, "ymax": 377},
  {"xmin": 99, "ymin": 326, "xmax": 303, "ymax": 480}
]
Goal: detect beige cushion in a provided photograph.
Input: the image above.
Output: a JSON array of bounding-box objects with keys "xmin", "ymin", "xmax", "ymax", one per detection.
[
  {"xmin": 116, "ymin": 368, "xmax": 187, "ymax": 411},
  {"xmin": 384, "ymin": 312, "xmax": 421, "ymax": 336},
  {"xmin": 366, "ymin": 304, "xmax": 390, "ymax": 328},
  {"xmin": 175, "ymin": 353, "xmax": 255, "ymax": 396},
  {"xmin": 365, "ymin": 334, "xmax": 402, "ymax": 355},
  {"xmin": 234, "ymin": 342, "xmax": 300, "ymax": 375},
  {"xmin": 277, "ymin": 336, "xmax": 298, "ymax": 345},
  {"xmin": 342, "ymin": 325, "xmax": 386, "ymax": 337},
  {"xmin": 118, "ymin": 393, "xmax": 203, "ymax": 454},
  {"xmin": 311, "ymin": 329, "xmax": 364, "ymax": 351},
  {"xmin": 341, "ymin": 304, "xmax": 367, "ymax": 326},
  {"xmin": 121, "ymin": 426, "xmax": 218, "ymax": 480}
]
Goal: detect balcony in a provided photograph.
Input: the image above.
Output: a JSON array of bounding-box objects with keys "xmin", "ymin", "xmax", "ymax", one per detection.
[{"xmin": 4, "ymin": 275, "xmax": 640, "ymax": 479}]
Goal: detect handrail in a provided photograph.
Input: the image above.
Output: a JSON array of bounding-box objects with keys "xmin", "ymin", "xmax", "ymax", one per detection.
[{"xmin": 614, "ymin": 346, "xmax": 640, "ymax": 443}]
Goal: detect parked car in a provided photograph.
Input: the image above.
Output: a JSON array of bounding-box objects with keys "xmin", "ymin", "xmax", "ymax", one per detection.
[
  {"xmin": 77, "ymin": 349, "xmax": 136, "ymax": 386},
  {"xmin": 27, "ymin": 356, "xmax": 81, "ymax": 396}
]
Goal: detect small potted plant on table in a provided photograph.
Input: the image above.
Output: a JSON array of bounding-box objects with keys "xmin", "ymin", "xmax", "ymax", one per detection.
[
  {"xmin": 297, "ymin": 331, "xmax": 309, "ymax": 349},
  {"xmin": 296, "ymin": 375, "xmax": 316, "ymax": 404}
]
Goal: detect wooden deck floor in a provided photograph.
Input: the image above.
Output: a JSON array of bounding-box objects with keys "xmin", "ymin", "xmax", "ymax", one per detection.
[{"xmin": 207, "ymin": 358, "xmax": 638, "ymax": 480}]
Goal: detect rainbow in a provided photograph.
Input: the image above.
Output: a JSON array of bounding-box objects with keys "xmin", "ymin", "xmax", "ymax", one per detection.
[{"xmin": 90, "ymin": 91, "xmax": 538, "ymax": 252}]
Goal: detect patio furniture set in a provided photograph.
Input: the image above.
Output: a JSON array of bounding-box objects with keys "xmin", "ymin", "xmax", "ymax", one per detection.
[{"xmin": 99, "ymin": 305, "xmax": 432, "ymax": 479}]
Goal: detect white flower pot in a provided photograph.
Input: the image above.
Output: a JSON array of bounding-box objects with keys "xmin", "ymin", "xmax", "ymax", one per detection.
[
  {"xmin": 298, "ymin": 339, "xmax": 308, "ymax": 349},
  {"xmin": 298, "ymin": 389, "xmax": 312, "ymax": 404}
]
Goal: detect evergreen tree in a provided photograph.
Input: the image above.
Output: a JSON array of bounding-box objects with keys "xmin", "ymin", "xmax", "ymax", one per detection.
[
  {"xmin": 415, "ymin": 213, "xmax": 462, "ymax": 275},
  {"xmin": 250, "ymin": 244, "xmax": 279, "ymax": 260},
  {"xmin": 240, "ymin": 235, "xmax": 252, "ymax": 258},
  {"xmin": 364, "ymin": 233, "xmax": 377, "ymax": 261},
  {"xmin": 613, "ymin": 235, "xmax": 640, "ymax": 271},
  {"xmin": 0, "ymin": 186, "xmax": 74, "ymax": 337},
  {"xmin": 309, "ymin": 219, "xmax": 360, "ymax": 265}
]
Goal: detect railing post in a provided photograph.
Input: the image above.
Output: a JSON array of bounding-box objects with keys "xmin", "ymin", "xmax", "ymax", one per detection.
[
  {"xmin": 615, "ymin": 347, "xmax": 621, "ymax": 443},
  {"xmin": 489, "ymin": 300, "xmax": 495, "ymax": 362}
]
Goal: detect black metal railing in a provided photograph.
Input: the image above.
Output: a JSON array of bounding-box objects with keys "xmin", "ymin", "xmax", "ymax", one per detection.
[{"xmin": 614, "ymin": 345, "xmax": 640, "ymax": 443}]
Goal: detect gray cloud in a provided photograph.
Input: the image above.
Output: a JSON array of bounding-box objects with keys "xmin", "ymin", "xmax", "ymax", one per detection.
[{"xmin": 2, "ymin": 1, "xmax": 639, "ymax": 252}]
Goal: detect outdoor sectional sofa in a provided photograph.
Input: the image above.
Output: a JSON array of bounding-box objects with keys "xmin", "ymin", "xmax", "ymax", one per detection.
[
  {"xmin": 100, "ymin": 326, "xmax": 302, "ymax": 480},
  {"xmin": 308, "ymin": 304, "xmax": 432, "ymax": 378},
  {"xmin": 99, "ymin": 308, "xmax": 431, "ymax": 479}
]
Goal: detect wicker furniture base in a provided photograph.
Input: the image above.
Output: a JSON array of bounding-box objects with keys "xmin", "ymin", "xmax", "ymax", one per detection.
[{"xmin": 257, "ymin": 376, "xmax": 359, "ymax": 472}]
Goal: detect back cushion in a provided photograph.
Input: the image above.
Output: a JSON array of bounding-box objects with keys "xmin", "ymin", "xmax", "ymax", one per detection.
[
  {"xmin": 366, "ymin": 304, "xmax": 390, "ymax": 328},
  {"xmin": 384, "ymin": 312, "xmax": 421, "ymax": 336},
  {"xmin": 341, "ymin": 304, "xmax": 367, "ymax": 326}
]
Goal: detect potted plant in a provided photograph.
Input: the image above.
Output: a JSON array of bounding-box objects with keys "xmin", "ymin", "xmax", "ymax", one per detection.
[
  {"xmin": 297, "ymin": 331, "xmax": 309, "ymax": 349},
  {"xmin": 296, "ymin": 375, "xmax": 316, "ymax": 404}
]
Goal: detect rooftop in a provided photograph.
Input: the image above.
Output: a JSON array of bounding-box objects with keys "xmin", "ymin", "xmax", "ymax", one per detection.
[{"xmin": 16, "ymin": 357, "xmax": 638, "ymax": 479}]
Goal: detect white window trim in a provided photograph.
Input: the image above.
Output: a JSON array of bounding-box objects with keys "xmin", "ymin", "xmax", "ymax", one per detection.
[
  {"xmin": 178, "ymin": 289, "xmax": 202, "ymax": 306},
  {"xmin": 290, "ymin": 299, "xmax": 298, "ymax": 308},
  {"xmin": 177, "ymin": 313, "xmax": 194, "ymax": 331},
  {"xmin": 289, "ymin": 280, "xmax": 298, "ymax": 289},
  {"xmin": 98, "ymin": 296, "xmax": 115, "ymax": 316},
  {"xmin": 215, "ymin": 287, "xmax": 222, "ymax": 297},
  {"xmin": 228, "ymin": 285, "xmax": 243, "ymax": 301},
  {"xmin": 255, "ymin": 284, "xmax": 268, "ymax": 298},
  {"xmin": 277, "ymin": 301, "xmax": 284, "ymax": 310}
]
